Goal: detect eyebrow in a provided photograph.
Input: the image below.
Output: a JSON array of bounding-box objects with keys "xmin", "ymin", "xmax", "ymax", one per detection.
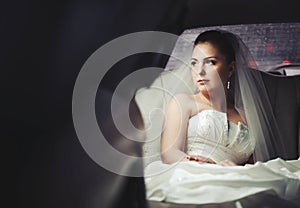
[{"xmin": 191, "ymin": 56, "xmax": 218, "ymax": 61}]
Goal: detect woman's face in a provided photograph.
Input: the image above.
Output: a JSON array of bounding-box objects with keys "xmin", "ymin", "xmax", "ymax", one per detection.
[{"xmin": 190, "ymin": 42, "xmax": 234, "ymax": 96}]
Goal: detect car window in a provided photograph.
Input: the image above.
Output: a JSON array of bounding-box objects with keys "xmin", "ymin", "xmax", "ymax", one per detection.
[{"xmin": 165, "ymin": 23, "xmax": 300, "ymax": 73}]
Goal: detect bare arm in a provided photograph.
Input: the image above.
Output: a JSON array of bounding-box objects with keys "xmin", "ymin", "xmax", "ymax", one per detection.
[
  {"xmin": 160, "ymin": 95, "xmax": 191, "ymax": 164},
  {"xmin": 160, "ymin": 94, "xmax": 219, "ymax": 164}
]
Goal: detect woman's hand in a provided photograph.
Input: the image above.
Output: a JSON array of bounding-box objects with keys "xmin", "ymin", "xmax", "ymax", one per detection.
[
  {"xmin": 217, "ymin": 159, "xmax": 237, "ymax": 166},
  {"xmin": 186, "ymin": 156, "xmax": 237, "ymax": 166},
  {"xmin": 186, "ymin": 155, "xmax": 216, "ymax": 164}
]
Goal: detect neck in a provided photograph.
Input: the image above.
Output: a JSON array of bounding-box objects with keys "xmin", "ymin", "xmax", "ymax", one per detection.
[{"xmin": 200, "ymin": 88, "xmax": 229, "ymax": 112}]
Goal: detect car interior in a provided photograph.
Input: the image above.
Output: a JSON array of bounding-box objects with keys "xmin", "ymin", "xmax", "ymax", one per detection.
[{"xmin": 13, "ymin": 0, "xmax": 300, "ymax": 208}]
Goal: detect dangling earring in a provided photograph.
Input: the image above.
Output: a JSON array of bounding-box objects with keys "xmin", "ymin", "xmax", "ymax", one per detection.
[{"xmin": 227, "ymin": 81, "xmax": 230, "ymax": 90}]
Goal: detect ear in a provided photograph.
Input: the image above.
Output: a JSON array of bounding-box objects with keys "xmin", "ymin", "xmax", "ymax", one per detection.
[{"xmin": 228, "ymin": 61, "xmax": 236, "ymax": 77}]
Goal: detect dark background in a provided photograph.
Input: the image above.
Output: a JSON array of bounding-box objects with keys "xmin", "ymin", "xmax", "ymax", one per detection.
[{"xmin": 7, "ymin": 0, "xmax": 300, "ymax": 207}]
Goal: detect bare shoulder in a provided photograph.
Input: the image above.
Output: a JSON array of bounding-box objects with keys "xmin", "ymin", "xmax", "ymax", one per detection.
[{"xmin": 166, "ymin": 93, "xmax": 212, "ymax": 119}]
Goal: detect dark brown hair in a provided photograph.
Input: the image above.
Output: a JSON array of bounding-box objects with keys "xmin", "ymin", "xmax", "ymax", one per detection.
[{"xmin": 194, "ymin": 30, "xmax": 235, "ymax": 64}]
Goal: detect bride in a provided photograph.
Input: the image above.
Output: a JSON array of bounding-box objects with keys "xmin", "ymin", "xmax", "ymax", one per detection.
[
  {"xmin": 161, "ymin": 30, "xmax": 253, "ymax": 166},
  {"xmin": 141, "ymin": 30, "xmax": 300, "ymax": 204}
]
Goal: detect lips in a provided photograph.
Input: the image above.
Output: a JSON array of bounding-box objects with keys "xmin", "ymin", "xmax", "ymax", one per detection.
[{"xmin": 197, "ymin": 79, "xmax": 209, "ymax": 85}]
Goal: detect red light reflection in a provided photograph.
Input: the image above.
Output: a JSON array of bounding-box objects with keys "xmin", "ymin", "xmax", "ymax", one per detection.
[{"xmin": 282, "ymin": 60, "xmax": 291, "ymax": 65}]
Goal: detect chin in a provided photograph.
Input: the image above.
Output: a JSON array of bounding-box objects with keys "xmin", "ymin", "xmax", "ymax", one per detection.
[
  {"xmin": 199, "ymin": 88, "xmax": 209, "ymax": 95},
  {"xmin": 199, "ymin": 85, "xmax": 208, "ymax": 92}
]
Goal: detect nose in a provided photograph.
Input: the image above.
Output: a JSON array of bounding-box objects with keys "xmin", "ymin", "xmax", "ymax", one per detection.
[{"xmin": 199, "ymin": 66, "xmax": 206, "ymax": 76}]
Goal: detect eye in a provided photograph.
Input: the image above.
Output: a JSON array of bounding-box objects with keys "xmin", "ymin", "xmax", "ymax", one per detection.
[
  {"xmin": 190, "ymin": 60, "xmax": 198, "ymax": 67},
  {"xmin": 204, "ymin": 59, "xmax": 216, "ymax": 66}
]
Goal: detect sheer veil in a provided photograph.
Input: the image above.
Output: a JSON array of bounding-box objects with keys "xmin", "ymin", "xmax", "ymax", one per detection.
[
  {"xmin": 135, "ymin": 29, "xmax": 288, "ymax": 165},
  {"xmin": 222, "ymin": 30, "xmax": 288, "ymax": 162}
]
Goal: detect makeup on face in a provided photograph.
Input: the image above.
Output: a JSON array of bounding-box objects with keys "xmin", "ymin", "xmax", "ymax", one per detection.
[{"xmin": 191, "ymin": 43, "xmax": 231, "ymax": 93}]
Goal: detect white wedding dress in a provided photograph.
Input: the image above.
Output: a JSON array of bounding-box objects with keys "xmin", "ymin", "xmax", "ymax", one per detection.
[
  {"xmin": 145, "ymin": 110, "xmax": 300, "ymax": 204},
  {"xmin": 186, "ymin": 109, "xmax": 254, "ymax": 165}
]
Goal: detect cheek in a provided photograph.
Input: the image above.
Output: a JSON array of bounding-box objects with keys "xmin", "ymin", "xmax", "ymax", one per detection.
[
  {"xmin": 206, "ymin": 68, "xmax": 226, "ymax": 87},
  {"xmin": 206, "ymin": 67, "xmax": 220, "ymax": 80}
]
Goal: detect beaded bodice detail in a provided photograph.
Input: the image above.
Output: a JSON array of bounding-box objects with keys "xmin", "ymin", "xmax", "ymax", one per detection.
[{"xmin": 187, "ymin": 109, "xmax": 255, "ymax": 164}]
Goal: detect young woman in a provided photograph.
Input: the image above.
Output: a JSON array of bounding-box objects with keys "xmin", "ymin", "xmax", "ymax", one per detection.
[
  {"xmin": 144, "ymin": 30, "xmax": 299, "ymax": 204},
  {"xmin": 160, "ymin": 30, "xmax": 252, "ymax": 166}
]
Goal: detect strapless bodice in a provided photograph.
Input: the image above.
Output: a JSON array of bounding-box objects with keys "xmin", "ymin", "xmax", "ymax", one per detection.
[{"xmin": 186, "ymin": 109, "xmax": 255, "ymax": 164}]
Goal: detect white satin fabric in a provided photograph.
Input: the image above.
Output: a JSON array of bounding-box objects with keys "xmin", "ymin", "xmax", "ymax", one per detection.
[
  {"xmin": 187, "ymin": 109, "xmax": 254, "ymax": 164},
  {"xmin": 145, "ymin": 158, "xmax": 300, "ymax": 204}
]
